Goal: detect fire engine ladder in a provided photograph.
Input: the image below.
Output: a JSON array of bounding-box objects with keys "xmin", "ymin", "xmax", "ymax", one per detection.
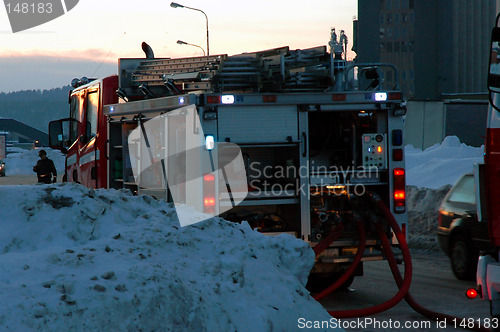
[
  {"xmin": 279, "ymin": 46, "xmax": 332, "ymax": 91},
  {"xmin": 131, "ymin": 55, "xmax": 226, "ymax": 93},
  {"xmin": 128, "ymin": 46, "xmax": 336, "ymax": 95}
]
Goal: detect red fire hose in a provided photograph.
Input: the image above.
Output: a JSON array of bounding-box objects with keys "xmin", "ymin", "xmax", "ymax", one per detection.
[
  {"xmin": 373, "ymin": 199, "xmax": 490, "ymax": 332},
  {"xmin": 313, "ymin": 223, "xmax": 345, "ymax": 257},
  {"xmin": 311, "ymin": 193, "xmax": 489, "ymax": 331},
  {"xmin": 324, "ymin": 199, "xmax": 413, "ymax": 318},
  {"xmin": 313, "ymin": 217, "xmax": 365, "ymax": 301}
]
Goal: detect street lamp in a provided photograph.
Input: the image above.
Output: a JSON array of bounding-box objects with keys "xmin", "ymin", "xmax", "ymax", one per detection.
[
  {"xmin": 170, "ymin": 2, "xmax": 209, "ymax": 56},
  {"xmin": 177, "ymin": 40, "xmax": 206, "ymax": 56}
]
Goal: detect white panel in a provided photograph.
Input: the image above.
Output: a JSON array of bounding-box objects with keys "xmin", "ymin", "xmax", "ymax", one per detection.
[{"xmin": 218, "ymin": 106, "xmax": 298, "ymax": 143}]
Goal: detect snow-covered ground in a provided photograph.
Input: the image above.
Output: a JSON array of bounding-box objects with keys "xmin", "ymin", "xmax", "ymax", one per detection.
[
  {"xmin": 0, "ymin": 183, "xmax": 337, "ymax": 331},
  {"xmin": 5, "ymin": 147, "xmax": 65, "ymax": 176},
  {"xmin": 405, "ymin": 136, "xmax": 483, "ymax": 189},
  {"xmin": 0, "ymin": 136, "xmax": 483, "ymax": 329}
]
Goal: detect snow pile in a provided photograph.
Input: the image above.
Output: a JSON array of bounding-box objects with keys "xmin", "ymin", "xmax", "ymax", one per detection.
[
  {"xmin": 406, "ymin": 185, "xmax": 451, "ymax": 251},
  {"xmin": 4, "ymin": 147, "xmax": 65, "ymax": 176},
  {"xmin": 405, "ymin": 136, "xmax": 483, "ymax": 189},
  {"xmin": 0, "ymin": 183, "xmax": 336, "ymax": 331}
]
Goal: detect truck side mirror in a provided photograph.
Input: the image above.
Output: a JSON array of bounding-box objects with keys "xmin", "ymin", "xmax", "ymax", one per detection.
[
  {"xmin": 49, "ymin": 118, "xmax": 75, "ymax": 154},
  {"xmin": 49, "ymin": 120, "xmax": 65, "ymax": 152},
  {"xmin": 488, "ymin": 27, "xmax": 500, "ymax": 93}
]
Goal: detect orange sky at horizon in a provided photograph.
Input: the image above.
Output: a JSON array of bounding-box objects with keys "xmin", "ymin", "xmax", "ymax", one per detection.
[{"xmin": 0, "ymin": 0, "xmax": 357, "ymax": 92}]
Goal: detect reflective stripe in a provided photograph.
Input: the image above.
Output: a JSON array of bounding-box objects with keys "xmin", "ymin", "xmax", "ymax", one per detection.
[
  {"xmin": 67, "ymin": 154, "xmax": 77, "ymax": 167},
  {"xmin": 79, "ymin": 150, "xmax": 100, "ymax": 166}
]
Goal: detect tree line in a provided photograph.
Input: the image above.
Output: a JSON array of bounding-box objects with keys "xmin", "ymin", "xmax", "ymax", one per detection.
[{"xmin": 0, "ymin": 86, "xmax": 72, "ymax": 133}]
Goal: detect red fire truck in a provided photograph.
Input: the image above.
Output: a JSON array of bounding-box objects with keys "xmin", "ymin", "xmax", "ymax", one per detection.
[
  {"xmin": 49, "ymin": 44, "xmax": 407, "ymax": 285},
  {"xmin": 476, "ymin": 13, "xmax": 500, "ymax": 317}
]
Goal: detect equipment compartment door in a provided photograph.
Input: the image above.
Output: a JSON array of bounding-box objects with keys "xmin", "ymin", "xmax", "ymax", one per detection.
[{"xmin": 218, "ymin": 106, "xmax": 299, "ymax": 143}]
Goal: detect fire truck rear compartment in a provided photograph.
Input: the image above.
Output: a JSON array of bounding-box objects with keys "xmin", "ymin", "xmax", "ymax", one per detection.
[{"xmin": 222, "ymin": 110, "xmax": 390, "ymax": 246}]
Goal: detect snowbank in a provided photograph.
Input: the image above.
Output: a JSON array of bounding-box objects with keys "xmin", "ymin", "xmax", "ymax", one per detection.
[
  {"xmin": 5, "ymin": 147, "xmax": 65, "ymax": 176},
  {"xmin": 0, "ymin": 183, "xmax": 337, "ymax": 331},
  {"xmin": 406, "ymin": 185, "xmax": 451, "ymax": 251},
  {"xmin": 405, "ymin": 136, "xmax": 483, "ymax": 189}
]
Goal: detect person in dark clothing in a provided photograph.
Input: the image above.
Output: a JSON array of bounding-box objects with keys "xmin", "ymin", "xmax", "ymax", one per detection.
[{"xmin": 33, "ymin": 150, "xmax": 57, "ymax": 184}]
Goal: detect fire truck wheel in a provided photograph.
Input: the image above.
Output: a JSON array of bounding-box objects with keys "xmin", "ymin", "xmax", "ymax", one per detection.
[{"xmin": 450, "ymin": 233, "xmax": 476, "ymax": 281}]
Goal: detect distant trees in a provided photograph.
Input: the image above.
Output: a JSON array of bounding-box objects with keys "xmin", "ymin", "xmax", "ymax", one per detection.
[{"xmin": 0, "ymin": 86, "xmax": 72, "ymax": 133}]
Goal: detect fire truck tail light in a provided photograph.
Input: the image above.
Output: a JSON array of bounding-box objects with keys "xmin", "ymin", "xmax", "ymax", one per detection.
[
  {"xmin": 388, "ymin": 92, "xmax": 402, "ymax": 100},
  {"xmin": 203, "ymin": 173, "xmax": 216, "ymax": 214},
  {"xmin": 203, "ymin": 174, "xmax": 215, "ymax": 181},
  {"xmin": 204, "ymin": 198, "xmax": 216, "ymax": 206},
  {"xmin": 332, "ymin": 94, "xmax": 347, "ymax": 101},
  {"xmin": 394, "ymin": 191, "xmax": 405, "ymax": 200},
  {"xmin": 394, "ymin": 169, "xmax": 405, "ymax": 176},
  {"xmin": 393, "ymin": 168, "xmax": 406, "ymax": 213},
  {"xmin": 393, "ymin": 148, "xmax": 403, "ymax": 161},
  {"xmin": 263, "ymin": 95, "xmax": 277, "ymax": 103},
  {"xmin": 207, "ymin": 96, "xmax": 220, "ymax": 104}
]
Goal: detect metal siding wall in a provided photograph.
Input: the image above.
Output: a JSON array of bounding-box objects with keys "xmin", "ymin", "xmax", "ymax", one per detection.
[
  {"xmin": 444, "ymin": 102, "xmax": 488, "ymax": 147},
  {"xmin": 405, "ymin": 101, "xmax": 444, "ymax": 149}
]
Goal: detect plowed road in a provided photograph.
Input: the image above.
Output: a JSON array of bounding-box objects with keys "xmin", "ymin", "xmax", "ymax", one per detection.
[{"xmin": 319, "ymin": 251, "xmax": 491, "ymax": 331}]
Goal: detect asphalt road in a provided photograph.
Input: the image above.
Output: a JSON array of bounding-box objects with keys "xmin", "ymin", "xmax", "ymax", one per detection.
[
  {"xmin": 318, "ymin": 251, "xmax": 492, "ymax": 331},
  {"xmin": 0, "ymin": 174, "xmax": 64, "ymax": 185}
]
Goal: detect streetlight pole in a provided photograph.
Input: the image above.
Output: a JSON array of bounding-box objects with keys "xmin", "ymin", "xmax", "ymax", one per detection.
[
  {"xmin": 170, "ymin": 2, "xmax": 209, "ymax": 56},
  {"xmin": 177, "ymin": 40, "xmax": 206, "ymax": 56}
]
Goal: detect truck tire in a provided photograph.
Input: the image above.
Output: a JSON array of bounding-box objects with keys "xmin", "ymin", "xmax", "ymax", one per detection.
[{"xmin": 450, "ymin": 233, "xmax": 476, "ymax": 280}]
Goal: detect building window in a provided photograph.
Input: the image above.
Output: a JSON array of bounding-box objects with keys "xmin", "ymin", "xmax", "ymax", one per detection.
[
  {"xmin": 402, "ymin": 14, "xmax": 408, "ymax": 23},
  {"xmin": 401, "ymin": 70, "xmax": 407, "ymax": 81},
  {"xmin": 401, "ymin": 40, "xmax": 408, "ymax": 52},
  {"xmin": 394, "ymin": 13, "xmax": 400, "ymax": 24},
  {"xmin": 386, "ymin": 13, "xmax": 392, "ymax": 24},
  {"xmin": 409, "ymin": 70, "xmax": 414, "ymax": 80},
  {"xmin": 387, "ymin": 27, "xmax": 392, "ymax": 38},
  {"xmin": 380, "ymin": 41, "xmax": 385, "ymax": 51},
  {"xmin": 386, "ymin": 41, "xmax": 393, "ymax": 52},
  {"xmin": 387, "ymin": 0, "xmax": 392, "ymax": 10},
  {"xmin": 380, "ymin": 14, "xmax": 385, "ymax": 24},
  {"xmin": 409, "ymin": 40, "xmax": 414, "ymax": 52},
  {"xmin": 409, "ymin": 0, "xmax": 414, "ymax": 9},
  {"xmin": 393, "ymin": 27, "xmax": 399, "ymax": 39},
  {"xmin": 394, "ymin": 41, "xmax": 400, "ymax": 52},
  {"xmin": 380, "ymin": 28, "xmax": 385, "ymax": 39}
]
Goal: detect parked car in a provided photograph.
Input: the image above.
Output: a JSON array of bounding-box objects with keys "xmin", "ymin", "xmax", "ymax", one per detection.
[
  {"xmin": 0, "ymin": 159, "xmax": 5, "ymax": 176},
  {"xmin": 437, "ymin": 173, "xmax": 491, "ymax": 280}
]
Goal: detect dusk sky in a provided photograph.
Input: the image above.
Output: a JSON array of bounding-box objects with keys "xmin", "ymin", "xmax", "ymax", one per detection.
[{"xmin": 0, "ymin": 0, "xmax": 357, "ymax": 93}]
